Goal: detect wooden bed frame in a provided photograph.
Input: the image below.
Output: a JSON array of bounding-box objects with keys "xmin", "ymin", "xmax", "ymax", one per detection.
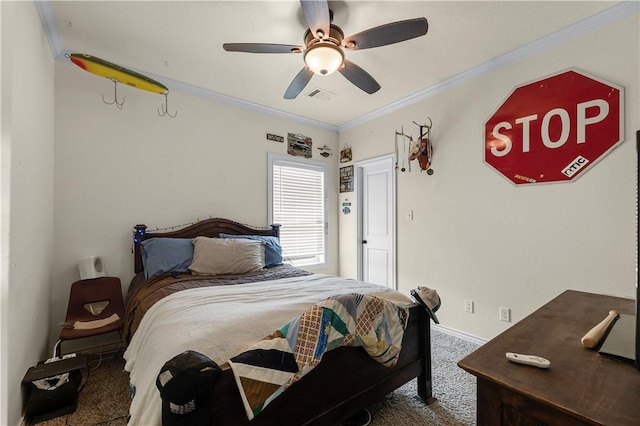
[{"xmin": 131, "ymin": 218, "xmax": 434, "ymax": 425}]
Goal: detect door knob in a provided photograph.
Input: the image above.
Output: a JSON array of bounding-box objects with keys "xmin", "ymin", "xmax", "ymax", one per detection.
[{"xmin": 362, "ymin": 240, "xmax": 367, "ymax": 244}]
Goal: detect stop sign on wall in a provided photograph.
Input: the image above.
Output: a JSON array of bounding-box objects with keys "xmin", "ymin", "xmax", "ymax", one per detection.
[{"xmin": 485, "ymin": 69, "xmax": 624, "ymax": 185}]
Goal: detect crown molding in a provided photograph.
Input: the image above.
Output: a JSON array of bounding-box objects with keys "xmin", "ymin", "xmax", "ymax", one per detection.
[
  {"xmin": 34, "ymin": 0, "xmax": 62, "ymax": 57},
  {"xmin": 36, "ymin": 1, "xmax": 638, "ymax": 133},
  {"xmin": 338, "ymin": 0, "xmax": 639, "ymax": 131}
]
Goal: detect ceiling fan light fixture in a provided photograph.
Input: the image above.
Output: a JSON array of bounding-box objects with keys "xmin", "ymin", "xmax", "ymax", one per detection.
[{"xmin": 304, "ymin": 43, "xmax": 344, "ymax": 76}]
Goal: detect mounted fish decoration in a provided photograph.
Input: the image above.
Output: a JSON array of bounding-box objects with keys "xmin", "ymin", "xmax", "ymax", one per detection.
[{"xmin": 68, "ymin": 53, "xmax": 176, "ymax": 118}]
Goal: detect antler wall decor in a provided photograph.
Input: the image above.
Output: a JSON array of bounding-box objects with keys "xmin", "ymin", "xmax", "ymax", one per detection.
[{"xmin": 395, "ymin": 117, "xmax": 434, "ymax": 175}]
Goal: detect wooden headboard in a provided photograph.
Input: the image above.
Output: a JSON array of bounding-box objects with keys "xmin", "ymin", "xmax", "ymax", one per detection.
[{"xmin": 133, "ymin": 218, "xmax": 280, "ymax": 274}]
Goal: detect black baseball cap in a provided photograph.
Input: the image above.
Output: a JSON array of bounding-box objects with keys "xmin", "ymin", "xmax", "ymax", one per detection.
[
  {"xmin": 410, "ymin": 287, "xmax": 441, "ymax": 324},
  {"xmin": 156, "ymin": 350, "xmax": 222, "ymax": 426}
]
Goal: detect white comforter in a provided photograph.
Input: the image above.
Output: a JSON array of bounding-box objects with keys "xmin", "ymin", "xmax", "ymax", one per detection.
[{"xmin": 123, "ymin": 273, "xmax": 411, "ymax": 426}]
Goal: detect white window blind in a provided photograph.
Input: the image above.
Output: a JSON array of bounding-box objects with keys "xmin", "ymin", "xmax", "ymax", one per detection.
[{"xmin": 269, "ymin": 155, "xmax": 326, "ymax": 268}]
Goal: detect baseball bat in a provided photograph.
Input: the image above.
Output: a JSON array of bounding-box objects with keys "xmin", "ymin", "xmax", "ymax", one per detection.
[{"xmin": 581, "ymin": 310, "xmax": 619, "ymax": 348}]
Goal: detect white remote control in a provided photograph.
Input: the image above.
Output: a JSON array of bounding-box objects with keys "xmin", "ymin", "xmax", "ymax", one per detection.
[{"xmin": 506, "ymin": 352, "xmax": 550, "ymax": 369}]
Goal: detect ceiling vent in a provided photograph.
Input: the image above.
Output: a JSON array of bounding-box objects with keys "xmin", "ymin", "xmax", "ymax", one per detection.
[{"xmin": 306, "ymin": 87, "xmax": 335, "ymax": 101}]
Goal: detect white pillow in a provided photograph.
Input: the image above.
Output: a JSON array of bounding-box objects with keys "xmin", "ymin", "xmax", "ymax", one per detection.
[{"xmin": 189, "ymin": 237, "xmax": 265, "ymax": 275}]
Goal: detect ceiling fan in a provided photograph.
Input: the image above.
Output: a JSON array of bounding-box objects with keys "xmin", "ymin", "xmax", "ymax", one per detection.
[{"xmin": 223, "ymin": 0, "xmax": 428, "ymax": 99}]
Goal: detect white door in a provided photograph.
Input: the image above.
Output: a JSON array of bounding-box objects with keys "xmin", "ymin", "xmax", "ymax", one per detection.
[{"xmin": 358, "ymin": 156, "xmax": 396, "ymax": 289}]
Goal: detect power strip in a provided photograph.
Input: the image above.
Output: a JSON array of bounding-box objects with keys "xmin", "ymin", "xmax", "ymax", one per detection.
[{"xmin": 23, "ymin": 354, "xmax": 88, "ymax": 382}]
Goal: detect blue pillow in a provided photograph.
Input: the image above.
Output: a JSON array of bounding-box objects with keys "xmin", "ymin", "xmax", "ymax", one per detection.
[
  {"xmin": 140, "ymin": 238, "xmax": 194, "ymax": 279},
  {"xmin": 219, "ymin": 233, "xmax": 283, "ymax": 267}
]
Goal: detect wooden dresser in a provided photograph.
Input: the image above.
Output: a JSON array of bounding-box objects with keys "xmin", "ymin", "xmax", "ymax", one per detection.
[{"xmin": 458, "ymin": 290, "xmax": 639, "ymax": 426}]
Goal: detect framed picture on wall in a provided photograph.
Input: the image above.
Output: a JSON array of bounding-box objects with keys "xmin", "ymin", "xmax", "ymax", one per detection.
[
  {"xmin": 340, "ymin": 165, "xmax": 354, "ymax": 193},
  {"xmin": 287, "ymin": 133, "xmax": 312, "ymax": 158}
]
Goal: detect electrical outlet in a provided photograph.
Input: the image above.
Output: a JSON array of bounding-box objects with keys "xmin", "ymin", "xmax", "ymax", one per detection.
[
  {"xmin": 500, "ymin": 307, "xmax": 511, "ymax": 322},
  {"xmin": 464, "ymin": 300, "xmax": 474, "ymax": 313}
]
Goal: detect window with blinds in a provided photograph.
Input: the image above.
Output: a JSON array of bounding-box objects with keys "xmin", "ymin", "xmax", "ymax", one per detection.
[{"xmin": 268, "ymin": 153, "xmax": 327, "ymax": 268}]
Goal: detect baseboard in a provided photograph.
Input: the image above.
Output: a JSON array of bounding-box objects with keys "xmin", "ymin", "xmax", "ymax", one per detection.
[{"xmin": 432, "ymin": 323, "xmax": 487, "ymax": 346}]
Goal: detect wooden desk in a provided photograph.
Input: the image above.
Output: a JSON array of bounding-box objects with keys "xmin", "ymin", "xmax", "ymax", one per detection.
[{"xmin": 458, "ymin": 290, "xmax": 639, "ymax": 426}]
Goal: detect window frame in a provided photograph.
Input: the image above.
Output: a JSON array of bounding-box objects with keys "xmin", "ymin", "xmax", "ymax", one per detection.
[{"xmin": 267, "ymin": 152, "xmax": 328, "ymax": 270}]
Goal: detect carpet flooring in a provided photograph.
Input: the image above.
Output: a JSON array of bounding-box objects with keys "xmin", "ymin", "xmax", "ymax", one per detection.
[{"xmin": 33, "ymin": 329, "xmax": 479, "ymax": 426}]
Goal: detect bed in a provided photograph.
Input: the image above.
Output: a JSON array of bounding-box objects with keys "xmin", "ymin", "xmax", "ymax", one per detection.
[{"xmin": 123, "ymin": 218, "xmax": 434, "ymax": 425}]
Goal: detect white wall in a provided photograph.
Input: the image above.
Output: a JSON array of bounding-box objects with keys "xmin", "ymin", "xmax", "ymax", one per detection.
[
  {"xmin": 339, "ymin": 14, "xmax": 639, "ymax": 340},
  {"xmin": 52, "ymin": 63, "xmax": 339, "ymax": 348},
  {"xmin": 0, "ymin": 1, "xmax": 56, "ymax": 424},
  {"xmin": 0, "ymin": 2, "xmax": 628, "ymax": 424}
]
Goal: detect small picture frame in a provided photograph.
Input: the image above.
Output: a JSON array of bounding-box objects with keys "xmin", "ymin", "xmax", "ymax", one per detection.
[
  {"xmin": 287, "ymin": 133, "xmax": 312, "ymax": 158},
  {"xmin": 340, "ymin": 165, "xmax": 354, "ymax": 193},
  {"xmin": 340, "ymin": 144, "xmax": 352, "ymax": 163}
]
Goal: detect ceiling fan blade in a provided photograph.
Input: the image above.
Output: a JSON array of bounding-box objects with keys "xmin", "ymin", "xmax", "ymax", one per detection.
[
  {"xmin": 284, "ymin": 67, "xmax": 314, "ymax": 99},
  {"xmin": 338, "ymin": 59, "xmax": 380, "ymax": 94},
  {"xmin": 344, "ymin": 17, "xmax": 428, "ymax": 50},
  {"xmin": 223, "ymin": 43, "xmax": 303, "ymax": 54},
  {"xmin": 300, "ymin": 0, "xmax": 330, "ymax": 39}
]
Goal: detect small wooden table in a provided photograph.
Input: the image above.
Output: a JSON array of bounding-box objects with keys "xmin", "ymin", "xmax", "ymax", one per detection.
[{"xmin": 458, "ymin": 290, "xmax": 639, "ymax": 426}]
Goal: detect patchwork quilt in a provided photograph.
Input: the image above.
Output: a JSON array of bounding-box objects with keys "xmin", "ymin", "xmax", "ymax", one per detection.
[{"xmin": 228, "ymin": 293, "xmax": 410, "ymax": 420}]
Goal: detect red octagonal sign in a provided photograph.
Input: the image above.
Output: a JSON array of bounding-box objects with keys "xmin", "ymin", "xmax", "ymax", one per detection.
[{"xmin": 485, "ymin": 69, "xmax": 624, "ymax": 185}]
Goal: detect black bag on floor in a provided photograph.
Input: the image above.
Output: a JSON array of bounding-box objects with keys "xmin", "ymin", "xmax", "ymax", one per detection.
[
  {"xmin": 22, "ymin": 356, "xmax": 87, "ymax": 425},
  {"xmin": 25, "ymin": 370, "xmax": 83, "ymax": 423}
]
